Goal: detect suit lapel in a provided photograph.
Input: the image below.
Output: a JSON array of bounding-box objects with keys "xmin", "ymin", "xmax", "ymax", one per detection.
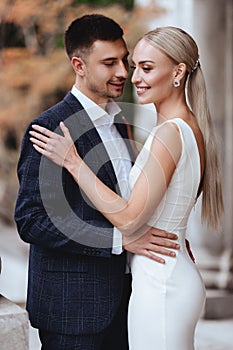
[{"xmin": 63, "ymin": 93, "xmax": 118, "ymax": 191}]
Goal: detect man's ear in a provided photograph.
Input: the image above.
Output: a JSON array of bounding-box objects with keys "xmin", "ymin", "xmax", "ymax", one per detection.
[
  {"xmin": 174, "ymin": 63, "xmax": 187, "ymax": 80},
  {"xmin": 71, "ymin": 57, "xmax": 86, "ymax": 77}
]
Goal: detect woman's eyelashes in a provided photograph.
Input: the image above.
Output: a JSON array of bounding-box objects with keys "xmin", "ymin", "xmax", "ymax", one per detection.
[
  {"xmin": 130, "ymin": 65, "xmax": 152, "ymax": 72},
  {"xmin": 142, "ymin": 66, "xmax": 152, "ymax": 72}
]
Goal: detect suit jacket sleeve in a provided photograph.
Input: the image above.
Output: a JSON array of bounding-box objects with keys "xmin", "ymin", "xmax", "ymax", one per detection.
[{"xmin": 14, "ymin": 108, "xmax": 114, "ymax": 257}]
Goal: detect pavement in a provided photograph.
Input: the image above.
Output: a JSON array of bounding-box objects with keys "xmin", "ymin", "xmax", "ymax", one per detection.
[
  {"xmin": 195, "ymin": 318, "xmax": 233, "ymax": 350},
  {"xmin": 28, "ymin": 318, "xmax": 233, "ymax": 350},
  {"xmin": 28, "ymin": 317, "xmax": 233, "ymax": 350},
  {"xmin": 1, "ymin": 222, "xmax": 233, "ymax": 349}
]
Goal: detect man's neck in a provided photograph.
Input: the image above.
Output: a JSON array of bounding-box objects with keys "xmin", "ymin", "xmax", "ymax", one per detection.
[{"xmin": 74, "ymin": 83, "xmax": 108, "ymax": 110}]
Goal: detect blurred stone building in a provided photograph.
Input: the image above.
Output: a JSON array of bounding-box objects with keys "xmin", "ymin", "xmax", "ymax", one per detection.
[{"xmin": 191, "ymin": 0, "xmax": 233, "ymax": 316}]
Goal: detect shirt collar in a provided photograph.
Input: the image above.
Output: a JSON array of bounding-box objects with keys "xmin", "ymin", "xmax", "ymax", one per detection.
[{"xmin": 71, "ymin": 85, "xmax": 121, "ymax": 127}]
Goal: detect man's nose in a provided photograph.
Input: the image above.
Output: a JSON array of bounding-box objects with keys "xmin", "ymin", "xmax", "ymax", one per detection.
[{"xmin": 115, "ymin": 61, "xmax": 129, "ymax": 78}]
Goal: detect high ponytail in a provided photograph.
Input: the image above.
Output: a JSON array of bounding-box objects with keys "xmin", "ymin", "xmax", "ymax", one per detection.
[
  {"xmin": 143, "ymin": 26, "xmax": 224, "ymax": 230},
  {"xmin": 187, "ymin": 67, "xmax": 224, "ymax": 230}
]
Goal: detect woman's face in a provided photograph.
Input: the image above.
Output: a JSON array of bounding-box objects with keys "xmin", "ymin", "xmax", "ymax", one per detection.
[{"xmin": 131, "ymin": 38, "xmax": 177, "ymax": 105}]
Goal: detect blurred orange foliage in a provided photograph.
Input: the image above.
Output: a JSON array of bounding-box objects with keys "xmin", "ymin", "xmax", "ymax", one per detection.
[{"xmin": 0, "ymin": 0, "xmax": 164, "ymax": 223}]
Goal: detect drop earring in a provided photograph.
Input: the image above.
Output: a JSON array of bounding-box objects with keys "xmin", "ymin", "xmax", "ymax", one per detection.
[{"xmin": 173, "ymin": 79, "xmax": 180, "ymax": 88}]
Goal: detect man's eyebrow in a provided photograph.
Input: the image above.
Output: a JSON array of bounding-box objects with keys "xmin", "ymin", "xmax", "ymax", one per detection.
[
  {"xmin": 100, "ymin": 53, "xmax": 129, "ymax": 62},
  {"xmin": 100, "ymin": 57, "xmax": 118, "ymax": 61}
]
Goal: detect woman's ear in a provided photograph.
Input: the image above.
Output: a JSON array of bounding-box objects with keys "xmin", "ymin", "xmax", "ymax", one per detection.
[
  {"xmin": 174, "ymin": 63, "xmax": 187, "ymax": 80},
  {"xmin": 71, "ymin": 56, "xmax": 86, "ymax": 77}
]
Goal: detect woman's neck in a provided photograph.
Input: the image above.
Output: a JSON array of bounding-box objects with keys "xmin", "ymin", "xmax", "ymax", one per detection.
[{"xmin": 155, "ymin": 99, "xmax": 191, "ymax": 126}]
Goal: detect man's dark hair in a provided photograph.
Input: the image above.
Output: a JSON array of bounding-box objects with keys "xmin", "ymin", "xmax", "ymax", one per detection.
[{"xmin": 65, "ymin": 14, "xmax": 124, "ymax": 59}]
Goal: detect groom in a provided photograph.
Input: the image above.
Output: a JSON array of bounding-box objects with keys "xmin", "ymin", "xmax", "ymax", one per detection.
[{"xmin": 14, "ymin": 14, "xmax": 179, "ymax": 349}]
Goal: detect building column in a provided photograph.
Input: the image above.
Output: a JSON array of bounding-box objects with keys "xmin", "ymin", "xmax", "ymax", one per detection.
[{"xmin": 221, "ymin": 0, "xmax": 233, "ymax": 290}]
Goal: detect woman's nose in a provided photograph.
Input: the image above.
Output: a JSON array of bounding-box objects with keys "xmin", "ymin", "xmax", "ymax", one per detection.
[{"xmin": 131, "ymin": 68, "xmax": 140, "ymax": 85}]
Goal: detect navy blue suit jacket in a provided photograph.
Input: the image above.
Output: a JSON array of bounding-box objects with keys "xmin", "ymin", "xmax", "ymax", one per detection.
[{"xmin": 14, "ymin": 92, "xmax": 134, "ymax": 335}]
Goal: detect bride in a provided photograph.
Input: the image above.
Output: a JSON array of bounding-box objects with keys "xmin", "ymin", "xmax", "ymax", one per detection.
[{"xmin": 30, "ymin": 26, "xmax": 224, "ymax": 349}]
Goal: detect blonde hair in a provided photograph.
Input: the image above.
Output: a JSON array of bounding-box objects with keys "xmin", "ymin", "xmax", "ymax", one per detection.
[{"xmin": 143, "ymin": 26, "xmax": 224, "ymax": 230}]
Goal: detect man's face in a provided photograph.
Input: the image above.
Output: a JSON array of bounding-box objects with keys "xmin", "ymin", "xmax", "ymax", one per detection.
[{"xmin": 80, "ymin": 39, "xmax": 129, "ymax": 105}]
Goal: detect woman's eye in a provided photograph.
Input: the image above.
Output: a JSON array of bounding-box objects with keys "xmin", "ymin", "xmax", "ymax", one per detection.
[
  {"xmin": 130, "ymin": 65, "xmax": 152, "ymax": 72},
  {"xmin": 142, "ymin": 67, "xmax": 152, "ymax": 72}
]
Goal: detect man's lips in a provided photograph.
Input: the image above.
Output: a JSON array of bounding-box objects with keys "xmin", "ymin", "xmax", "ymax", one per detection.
[{"xmin": 108, "ymin": 81, "xmax": 125, "ymax": 88}]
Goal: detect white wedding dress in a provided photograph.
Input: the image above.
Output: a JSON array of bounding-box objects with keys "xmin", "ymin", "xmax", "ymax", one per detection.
[{"xmin": 128, "ymin": 118, "xmax": 206, "ymax": 350}]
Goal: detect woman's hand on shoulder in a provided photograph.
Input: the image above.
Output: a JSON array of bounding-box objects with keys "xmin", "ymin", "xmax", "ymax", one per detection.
[{"xmin": 29, "ymin": 121, "xmax": 80, "ymax": 170}]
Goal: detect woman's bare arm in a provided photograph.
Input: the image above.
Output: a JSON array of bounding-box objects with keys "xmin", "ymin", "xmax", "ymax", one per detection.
[{"xmin": 30, "ymin": 121, "xmax": 182, "ymax": 236}]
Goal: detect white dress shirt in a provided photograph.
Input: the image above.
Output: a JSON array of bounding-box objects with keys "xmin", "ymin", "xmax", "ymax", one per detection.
[{"xmin": 71, "ymin": 85, "xmax": 132, "ymax": 254}]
